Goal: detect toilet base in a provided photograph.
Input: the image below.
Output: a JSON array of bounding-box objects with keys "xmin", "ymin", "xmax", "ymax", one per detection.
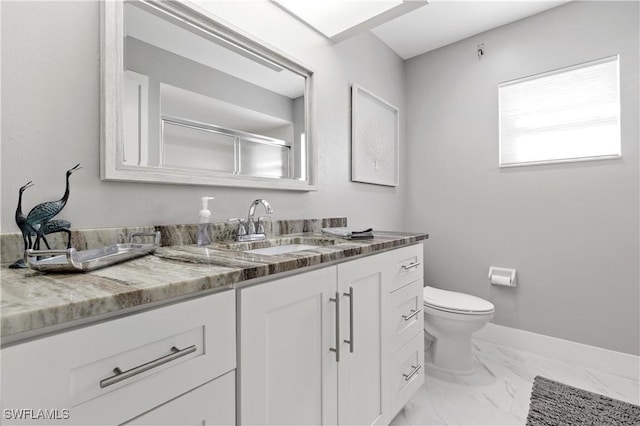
[
  {"xmin": 425, "ymin": 332, "xmax": 476, "ymax": 375},
  {"xmin": 423, "ymin": 300, "xmax": 494, "ymax": 376}
]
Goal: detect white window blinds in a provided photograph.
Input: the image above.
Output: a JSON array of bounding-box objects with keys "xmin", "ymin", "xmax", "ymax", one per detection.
[{"xmin": 498, "ymin": 56, "xmax": 621, "ymax": 167}]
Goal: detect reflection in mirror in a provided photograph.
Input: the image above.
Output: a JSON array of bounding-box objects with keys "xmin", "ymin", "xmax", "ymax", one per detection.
[{"xmin": 101, "ymin": 1, "xmax": 315, "ymax": 190}]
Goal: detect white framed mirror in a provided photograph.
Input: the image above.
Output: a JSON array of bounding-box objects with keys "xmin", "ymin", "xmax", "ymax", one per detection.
[{"xmin": 101, "ymin": 0, "xmax": 316, "ymax": 190}]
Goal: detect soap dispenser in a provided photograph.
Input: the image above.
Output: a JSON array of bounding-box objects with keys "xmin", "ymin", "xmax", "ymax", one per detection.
[{"xmin": 198, "ymin": 197, "xmax": 215, "ymax": 246}]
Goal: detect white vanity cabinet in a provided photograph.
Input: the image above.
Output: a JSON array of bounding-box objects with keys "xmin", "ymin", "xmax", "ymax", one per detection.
[
  {"xmin": 387, "ymin": 245, "xmax": 426, "ymax": 418},
  {"xmin": 1, "ymin": 289, "xmax": 236, "ymax": 426},
  {"xmin": 1, "ymin": 242, "xmax": 424, "ymax": 426},
  {"xmin": 238, "ymin": 244, "xmax": 424, "ymax": 426}
]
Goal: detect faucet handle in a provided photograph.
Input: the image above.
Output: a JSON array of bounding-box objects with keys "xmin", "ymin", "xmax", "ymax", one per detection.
[
  {"xmin": 228, "ymin": 217, "xmax": 247, "ymax": 236},
  {"xmin": 256, "ymin": 216, "xmax": 271, "ymax": 234}
]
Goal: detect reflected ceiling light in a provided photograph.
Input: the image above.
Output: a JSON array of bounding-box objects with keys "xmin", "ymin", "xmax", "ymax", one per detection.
[{"xmin": 272, "ymin": 0, "xmax": 429, "ymax": 42}]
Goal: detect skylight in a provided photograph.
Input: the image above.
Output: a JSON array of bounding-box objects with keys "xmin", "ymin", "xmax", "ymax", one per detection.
[{"xmin": 272, "ymin": 0, "xmax": 428, "ymax": 42}]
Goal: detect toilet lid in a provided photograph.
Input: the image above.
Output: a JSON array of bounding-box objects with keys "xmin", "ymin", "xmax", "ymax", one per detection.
[{"xmin": 423, "ymin": 286, "xmax": 494, "ymax": 314}]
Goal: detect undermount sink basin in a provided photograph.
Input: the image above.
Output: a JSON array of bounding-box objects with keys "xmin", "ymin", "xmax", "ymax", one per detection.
[
  {"xmin": 222, "ymin": 236, "xmax": 337, "ymax": 255},
  {"xmin": 244, "ymin": 244, "xmax": 321, "ymax": 255}
]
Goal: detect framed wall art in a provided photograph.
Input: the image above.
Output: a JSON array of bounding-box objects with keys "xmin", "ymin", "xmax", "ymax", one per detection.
[{"xmin": 351, "ymin": 84, "xmax": 399, "ymax": 187}]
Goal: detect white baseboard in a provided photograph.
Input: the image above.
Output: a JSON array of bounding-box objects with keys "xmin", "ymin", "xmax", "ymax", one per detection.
[{"xmin": 475, "ymin": 323, "xmax": 639, "ymax": 381}]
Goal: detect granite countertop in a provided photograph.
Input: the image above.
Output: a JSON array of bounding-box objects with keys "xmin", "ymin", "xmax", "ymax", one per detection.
[{"xmin": 1, "ymin": 230, "xmax": 428, "ymax": 341}]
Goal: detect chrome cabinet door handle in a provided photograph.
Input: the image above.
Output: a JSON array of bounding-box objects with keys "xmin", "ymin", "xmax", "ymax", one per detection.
[
  {"xmin": 329, "ymin": 292, "xmax": 340, "ymax": 362},
  {"xmin": 100, "ymin": 345, "xmax": 197, "ymax": 388},
  {"xmin": 402, "ymin": 262, "xmax": 421, "ymax": 271},
  {"xmin": 402, "ymin": 309, "xmax": 421, "ymax": 322},
  {"xmin": 343, "ymin": 286, "xmax": 354, "ymax": 353},
  {"xmin": 403, "ymin": 364, "xmax": 422, "ymax": 382}
]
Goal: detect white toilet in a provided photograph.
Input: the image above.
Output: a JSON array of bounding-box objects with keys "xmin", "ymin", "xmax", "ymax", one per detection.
[{"xmin": 423, "ymin": 286, "xmax": 494, "ymax": 375}]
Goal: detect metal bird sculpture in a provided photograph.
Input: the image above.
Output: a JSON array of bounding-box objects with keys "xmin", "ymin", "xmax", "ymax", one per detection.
[
  {"xmin": 15, "ymin": 183, "xmax": 73, "ymax": 250},
  {"xmin": 26, "ymin": 163, "xmax": 81, "ymax": 250},
  {"xmin": 9, "ymin": 181, "xmax": 36, "ymax": 269}
]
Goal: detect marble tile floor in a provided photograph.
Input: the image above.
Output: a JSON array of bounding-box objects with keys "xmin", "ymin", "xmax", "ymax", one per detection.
[{"xmin": 391, "ymin": 337, "xmax": 640, "ymax": 426}]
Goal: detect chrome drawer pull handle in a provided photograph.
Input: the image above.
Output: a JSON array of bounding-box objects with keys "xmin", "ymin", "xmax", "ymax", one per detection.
[
  {"xmin": 100, "ymin": 344, "xmax": 197, "ymax": 388},
  {"xmin": 402, "ymin": 262, "xmax": 421, "ymax": 271},
  {"xmin": 402, "ymin": 309, "xmax": 421, "ymax": 322},
  {"xmin": 329, "ymin": 292, "xmax": 340, "ymax": 362},
  {"xmin": 343, "ymin": 286, "xmax": 354, "ymax": 353},
  {"xmin": 403, "ymin": 364, "xmax": 422, "ymax": 382}
]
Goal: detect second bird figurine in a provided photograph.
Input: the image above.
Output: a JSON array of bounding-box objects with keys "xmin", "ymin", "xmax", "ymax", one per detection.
[{"xmin": 25, "ymin": 163, "xmax": 81, "ymax": 251}]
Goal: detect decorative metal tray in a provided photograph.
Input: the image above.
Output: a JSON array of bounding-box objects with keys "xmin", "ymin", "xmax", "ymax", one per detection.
[{"xmin": 25, "ymin": 232, "xmax": 161, "ymax": 273}]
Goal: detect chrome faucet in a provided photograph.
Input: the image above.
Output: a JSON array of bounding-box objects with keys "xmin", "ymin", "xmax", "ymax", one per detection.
[
  {"xmin": 229, "ymin": 199, "xmax": 274, "ymax": 242},
  {"xmin": 247, "ymin": 199, "xmax": 273, "ymax": 234}
]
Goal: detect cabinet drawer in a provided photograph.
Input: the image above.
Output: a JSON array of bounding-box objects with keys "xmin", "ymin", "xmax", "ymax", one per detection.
[
  {"xmin": 1, "ymin": 290, "xmax": 235, "ymax": 425},
  {"xmin": 391, "ymin": 279, "xmax": 423, "ymax": 351},
  {"xmin": 71, "ymin": 325, "xmax": 204, "ymax": 407},
  {"xmin": 388, "ymin": 244, "xmax": 423, "ymax": 292},
  {"xmin": 391, "ymin": 333, "xmax": 424, "ymax": 416},
  {"xmin": 124, "ymin": 370, "xmax": 235, "ymax": 425}
]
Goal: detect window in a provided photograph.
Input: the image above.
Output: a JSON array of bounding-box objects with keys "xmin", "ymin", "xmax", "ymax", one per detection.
[{"xmin": 498, "ymin": 56, "xmax": 620, "ymax": 167}]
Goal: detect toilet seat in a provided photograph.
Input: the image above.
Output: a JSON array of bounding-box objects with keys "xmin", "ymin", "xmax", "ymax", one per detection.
[{"xmin": 423, "ymin": 286, "xmax": 494, "ymax": 315}]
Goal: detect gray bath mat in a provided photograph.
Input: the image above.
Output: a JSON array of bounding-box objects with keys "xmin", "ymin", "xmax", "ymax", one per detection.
[{"xmin": 526, "ymin": 376, "xmax": 640, "ymax": 426}]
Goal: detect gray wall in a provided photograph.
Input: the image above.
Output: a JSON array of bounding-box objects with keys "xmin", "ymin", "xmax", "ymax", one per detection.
[
  {"xmin": 405, "ymin": 1, "xmax": 639, "ymax": 355},
  {"xmin": 1, "ymin": 1, "xmax": 406, "ymax": 231}
]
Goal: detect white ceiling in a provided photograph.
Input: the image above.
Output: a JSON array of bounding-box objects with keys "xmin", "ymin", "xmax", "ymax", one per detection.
[{"xmin": 371, "ymin": 1, "xmax": 572, "ymax": 60}]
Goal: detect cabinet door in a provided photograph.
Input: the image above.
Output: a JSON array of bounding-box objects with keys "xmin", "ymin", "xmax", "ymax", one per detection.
[
  {"xmin": 337, "ymin": 252, "xmax": 390, "ymax": 426},
  {"xmin": 125, "ymin": 371, "xmax": 235, "ymax": 426},
  {"xmin": 238, "ymin": 266, "xmax": 338, "ymax": 425}
]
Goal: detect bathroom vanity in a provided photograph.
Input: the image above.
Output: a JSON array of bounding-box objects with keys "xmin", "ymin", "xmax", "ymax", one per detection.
[
  {"xmin": 239, "ymin": 244, "xmax": 424, "ymax": 425},
  {"xmin": 0, "ymin": 222, "xmax": 427, "ymax": 425}
]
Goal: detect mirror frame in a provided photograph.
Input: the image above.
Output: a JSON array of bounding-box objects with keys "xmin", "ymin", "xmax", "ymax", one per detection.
[{"xmin": 100, "ymin": 0, "xmax": 316, "ymax": 190}]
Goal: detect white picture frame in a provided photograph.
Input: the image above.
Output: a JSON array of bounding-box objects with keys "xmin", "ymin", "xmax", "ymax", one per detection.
[{"xmin": 351, "ymin": 85, "xmax": 399, "ymax": 187}]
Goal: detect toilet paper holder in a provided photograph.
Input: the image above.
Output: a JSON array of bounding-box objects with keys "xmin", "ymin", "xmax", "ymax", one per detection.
[{"xmin": 488, "ymin": 266, "xmax": 517, "ymax": 287}]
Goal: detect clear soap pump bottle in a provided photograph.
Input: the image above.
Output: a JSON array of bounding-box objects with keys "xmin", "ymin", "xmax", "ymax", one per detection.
[{"xmin": 197, "ymin": 197, "xmax": 215, "ymax": 246}]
